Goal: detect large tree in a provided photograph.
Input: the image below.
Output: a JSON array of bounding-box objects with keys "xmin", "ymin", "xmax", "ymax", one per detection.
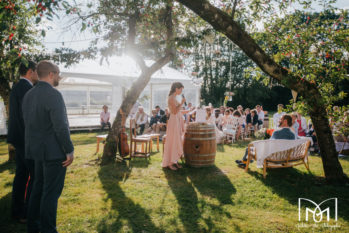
[
  {"xmin": 71, "ymin": 0, "xmax": 176, "ymax": 163},
  {"xmin": 175, "ymin": 0, "xmax": 348, "ymax": 184}
]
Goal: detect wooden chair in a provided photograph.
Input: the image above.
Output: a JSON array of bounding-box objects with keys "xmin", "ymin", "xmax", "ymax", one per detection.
[
  {"xmin": 95, "ymin": 134, "xmax": 108, "ymax": 154},
  {"xmin": 148, "ymin": 133, "xmax": 160, "ymax": 152},
  {"xmin": 245, "ymin": 140, "xmax": 311, "ymax": 178},
  {"xmin": 129, "ymin": 119, "xmax": 151, "ymax": 159},
  {"xmin": 162, "ymin": 135, "xmax": 166, "ymax": 154},
  {"xmin": 223, "ymin": 118, "xmax": 238, "ymax": 143}
]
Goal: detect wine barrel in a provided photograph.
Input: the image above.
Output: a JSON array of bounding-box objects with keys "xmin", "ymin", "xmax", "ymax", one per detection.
[{"xmin": 184, "ymin": 123, "xmax": 216, "ymax": 167}]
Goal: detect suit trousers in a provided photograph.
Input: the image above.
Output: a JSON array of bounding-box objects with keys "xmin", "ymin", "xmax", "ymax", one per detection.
[
  {"xmin": 11, "ymin": 146, "xmax": 35, "ymax": 219},
  {"xmin": 27, "ymin": 159, "xmax": 66, "ymax": 233}
]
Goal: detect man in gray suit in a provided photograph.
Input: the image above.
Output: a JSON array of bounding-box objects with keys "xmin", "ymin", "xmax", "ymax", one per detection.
[{"xmin": 22, "ymin": 60, "xmax": 74, "ymax": 233}]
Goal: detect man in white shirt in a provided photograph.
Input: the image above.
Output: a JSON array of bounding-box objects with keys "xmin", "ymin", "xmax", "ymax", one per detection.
[
  {"xmin": 273, "ymin": 104, "xmax": 286, "ymax": 129},
  {"xmin": 100, "ymin": 105, "xmax": 111, "ymax": 131},
  {"xmin": 256, "ymin": 105, "xmax": 264, "ymax": 127},
  {"xmin": 135, "ymin": 106, "xmax": 148, "ymax": 135}
]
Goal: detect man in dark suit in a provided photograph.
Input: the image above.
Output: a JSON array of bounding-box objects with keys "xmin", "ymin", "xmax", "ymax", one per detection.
[
  {"xmin": 22, "ymin": 60, "xmax": 74, "ymax": 233},
  {"xmin": 155, "ymin": 105, "xmax": 165, "ymax": 117},
  {"xmin": 7, "ymin": 60, "xmax": 38, "ymax": 223}
]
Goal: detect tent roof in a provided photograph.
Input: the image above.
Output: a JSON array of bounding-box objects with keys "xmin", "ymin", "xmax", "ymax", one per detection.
[{"xmin": 59, "ymin": 56, "xmax": 192, "ymax": 82}]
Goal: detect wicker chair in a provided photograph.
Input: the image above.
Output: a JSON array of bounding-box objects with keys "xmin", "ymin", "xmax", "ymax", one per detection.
[{"xmin": 245, "ymin": 140, "xmax": 311, "ymax": 178}]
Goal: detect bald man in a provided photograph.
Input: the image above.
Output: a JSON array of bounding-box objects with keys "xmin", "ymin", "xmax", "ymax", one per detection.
[{"xmin": 22, "ymin": 60, "xmax": 74, "ymax": 233}]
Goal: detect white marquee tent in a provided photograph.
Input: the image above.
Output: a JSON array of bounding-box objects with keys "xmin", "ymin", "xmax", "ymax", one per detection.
[{"xmin": 58, "ymin": 56, "xmax": 201, "ymax": 116}]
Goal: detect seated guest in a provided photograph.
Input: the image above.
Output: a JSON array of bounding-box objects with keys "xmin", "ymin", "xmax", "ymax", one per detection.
[
  {"xmin": 291, "ymin": 113, "xmax": 299, "ymax": 138},
  {"xmin": 233, "ymin": 110, "xmax": 244, "ymax": 140},
  {"xmin": 155, "ymin": 105, "xmax": 165, "ymax": 117},
  {"xmin": 273, "ymin": 104, "xmax": 286, "ymax": 129},
  {"xmin": 146, "ymin": 109, "xmax": 161, "ymax": 134},
  {"xmin": 187, "ymin": 102, "xmax": 193, "ymax": 110},
  {"xmin": 297, "ymin": 112, "xmax": 307, "ymax": 136},
  {"xmin": 206, "ymin": 108, "xmax": 224, "ymax": 143},
  {"xmin": 219, "ymin": 106, "xmax": 225, "ymax": 116},
  {"xmin": 159, "ymin": 108, "xmax": 170, "ymax": 130},
  {"xmin": 135, "ymin": 106, "xmax": 148, "ymax": 135},
  {"xmin": 244, "ymin": 108, "xmax": 251, "ymax": 123},
  {"xmin": 214, "ymin": 109, "xmax": 222, "ymax": 129},
  {"xmin": 235, "ymin": 114, "xmax": 296, "ymax": 167},
  {"xmin": 237, "ymin": 105, "xmax": 243, "ymax": 113},
  {"xmin": 247, "ymin": 109, "xmax": 259, "ymax": 133},
  {"xmin": 306, "ymin": 122, "xmax": 319, "ymax": 153},
  {"xmin": 100, "ymin": 105, "xmax": 111, "ymax": 131},
  {"xmin": 221, "ymin": 109, "xmax": 231, "ymax": 128},
  {"xmin": 256, "ymin": 105, "xmax": 265, "ymax": 127}
]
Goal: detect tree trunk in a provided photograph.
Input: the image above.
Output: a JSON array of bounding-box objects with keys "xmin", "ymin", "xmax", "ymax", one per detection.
[
  {"xmin": 176, "ymin": 0, "xmax": 348, "ymax": 183},
  {"xmin": 101, "ymin": 55, "xmax": 172, "ymax": 164}
]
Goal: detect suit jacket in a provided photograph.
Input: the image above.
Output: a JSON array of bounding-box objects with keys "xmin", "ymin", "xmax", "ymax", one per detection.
[
  {"xmin": 7, "ymin": 79, "xmax": 32, "ymax": 148},
  {"xmin": 22, "ymin": 81, "xmax": 74, "ymax": 161},
  {"xmin": 271, "ymin": 128, "xmax": 296, "ymax": 140}
]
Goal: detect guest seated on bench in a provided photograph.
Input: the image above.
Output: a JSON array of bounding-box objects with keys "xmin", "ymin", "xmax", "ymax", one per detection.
[
  {"xmin": 145, "ymin": 109, "xmax": 161, "ymax": 134},
  {"xmin": 135, "ymin": 106, "xmax": 148, "ymax": 135},
  {"xmin": 159, "ymin": 108, "xmax": 170, "ymax": 130},
  {"xmin": 100, "ymin": 105, "xmax": 111, "ymax": 131},
  {"xmin": 235, "ymin": 114, "xmax": 295, "ymax": 168}
]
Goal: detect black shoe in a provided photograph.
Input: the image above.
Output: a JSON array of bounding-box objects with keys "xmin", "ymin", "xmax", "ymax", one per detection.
[
  {"xmin": 235, "ymin": 160, "xmax": 242, "ymax": 164},
  {"xmin": 237, "ymin": 163, "xmax": 246, "ymax": 168}
]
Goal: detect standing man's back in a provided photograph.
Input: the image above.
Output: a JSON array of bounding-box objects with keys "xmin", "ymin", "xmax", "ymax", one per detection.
[
  {"xmin": 23, "ymin": 60, "xmax": 74, "ymax": 233},
  {"xmin": 7, "ymin": 60, "xmax": 38, "ymax": 223}
]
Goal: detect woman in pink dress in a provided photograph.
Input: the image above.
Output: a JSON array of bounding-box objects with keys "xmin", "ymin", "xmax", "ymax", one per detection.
[{"xmin": 162, "ymin": 82, "xmax": 186, "ymax": 170}]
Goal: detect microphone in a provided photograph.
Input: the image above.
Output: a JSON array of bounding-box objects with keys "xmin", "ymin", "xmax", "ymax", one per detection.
[{"xmin": 182, "ymin": 94, "xmax": 187, "ymax": 106}]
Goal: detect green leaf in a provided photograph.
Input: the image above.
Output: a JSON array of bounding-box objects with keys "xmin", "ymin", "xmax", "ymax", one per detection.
[{"xmin": 81, "ymin": 22, "xmax": 86, "ymax": 32}]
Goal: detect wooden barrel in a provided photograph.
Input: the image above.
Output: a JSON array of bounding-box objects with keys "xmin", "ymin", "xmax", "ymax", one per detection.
[{"xmin": 184, "ymin": 123, "xmax": 216, "ymax": 167}]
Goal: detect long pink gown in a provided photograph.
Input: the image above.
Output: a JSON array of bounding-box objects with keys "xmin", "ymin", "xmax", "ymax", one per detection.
[{"xmin": 162, "ymin": 97, "xmax": 185, "ymax": 167}]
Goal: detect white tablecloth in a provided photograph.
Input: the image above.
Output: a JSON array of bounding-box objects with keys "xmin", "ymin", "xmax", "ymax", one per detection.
[{"xmin": 251, "ymin": 139, "xmax": 311, "ymax": 168}]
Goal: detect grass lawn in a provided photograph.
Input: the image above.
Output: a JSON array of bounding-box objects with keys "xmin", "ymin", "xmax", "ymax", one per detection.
[{"xmin": 0, "ymin": 132, "xmax": 348, "ymax": 232}]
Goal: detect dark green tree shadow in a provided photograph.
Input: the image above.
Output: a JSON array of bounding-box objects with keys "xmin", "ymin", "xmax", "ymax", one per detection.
[
  {"xmin": 0, "ymin": 160, "xmax": 15, "ymax": 174},
  {"xmin": 0, "ymin": 192, "xmax": 26, "ymax": 233},
  {"xmin": 187, "ymin": 166, "xmax": 236, "ymax": 205},
  {"xmin": 97, "ymin": 160, "xmax": 164, "ymax": 233},
  {"xmin": 248, "ymin": 168, "xmax": 349, "ymax": 222},
  {"xmin": 164, "ymin": 168, "xmax": 202, "ymax": 232},
  {"xmin": 164, "ymin": 165, "xmax": 238, "ymax": 232}
]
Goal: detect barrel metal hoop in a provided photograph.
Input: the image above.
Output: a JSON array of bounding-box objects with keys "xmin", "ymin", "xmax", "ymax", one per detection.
[
  {"xmin": 185, "ymin": 153, "xmax": 216, "ymax": 157},
  {"xmin": 186, "ymin": 159, "xmax": 215, "ymax": 162},
  {"xmin": 185, "ymin": 137, "xmax": 216, "ymax": 141},
  {"xmin": 185, "ymin": 132, "xmax": 216, "ymax": 135}
]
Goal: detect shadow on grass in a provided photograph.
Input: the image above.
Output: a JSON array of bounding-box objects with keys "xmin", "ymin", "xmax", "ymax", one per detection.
[
  {"xmin": 0, "ymin": 192, "xmax": 26, "ymax": 233},
  {"xmin": 97, "ymin": 160, "xmax": 164, "ymax": 233},
  {"xmin": 248, "ymin": 168, "xmax": 349, "ymax": 221},
  {"xmin": 164, "ymin": 165, "xmax": 238, "ymax": 232},
  {"xmin": 0, "ymin": 160, "xmax": 15, "ymax": 174},
  {"xmin": 231, "ymin": 140, "xmax": 251, "ymax": 148},
  {"xmin": 216, "ymin": 144, "xmax": 225, "ymax": 152}
]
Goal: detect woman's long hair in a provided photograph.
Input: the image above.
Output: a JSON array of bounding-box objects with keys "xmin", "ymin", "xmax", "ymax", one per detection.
[{"xmin": 168, "ymin": 82, "xmax": 184, "ymax": 96}]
